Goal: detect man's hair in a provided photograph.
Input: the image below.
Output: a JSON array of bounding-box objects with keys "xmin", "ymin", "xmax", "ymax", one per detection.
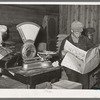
[{"xmin": 71, "ymin": 20, "xmax": 83, "ymax": 33}]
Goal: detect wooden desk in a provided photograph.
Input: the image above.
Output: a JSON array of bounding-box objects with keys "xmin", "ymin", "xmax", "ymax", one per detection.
[{"xmin": 3, "ymin": 66, "xmax": 61, "ymax": 88}]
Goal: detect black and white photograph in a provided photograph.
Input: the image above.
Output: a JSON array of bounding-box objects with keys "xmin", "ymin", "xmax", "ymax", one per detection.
[{"xmin": 0, "ymin": 2, "xmax": 100, "ymax": 98}]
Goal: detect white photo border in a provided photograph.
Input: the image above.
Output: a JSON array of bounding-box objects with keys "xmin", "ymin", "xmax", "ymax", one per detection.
[{"xmin": 0, "ymin": 1, "xmax": 100, "ymax": 98}]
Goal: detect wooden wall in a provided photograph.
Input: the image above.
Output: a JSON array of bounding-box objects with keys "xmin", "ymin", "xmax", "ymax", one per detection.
[
  {"xmin": 59, "ymin": 5, "xmax": 99, "ymax": 44},
  {"xmin": 0, "ymin": 5, "xmax": 59, "ymax": 43}
]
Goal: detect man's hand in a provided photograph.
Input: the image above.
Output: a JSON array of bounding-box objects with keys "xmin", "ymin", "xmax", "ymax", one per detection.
[{"xmin": 61, "ymin": 49, "xmax": 67, "ymax": 57}]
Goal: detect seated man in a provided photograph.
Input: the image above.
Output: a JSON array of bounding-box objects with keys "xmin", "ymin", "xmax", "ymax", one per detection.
[
  {"xmin": 59, "ymin": 21, "xmax": 94, "ymax": 89},
  {"xmin": 84, "ymin": 27, "xmax": 95, "ymax": 42}
]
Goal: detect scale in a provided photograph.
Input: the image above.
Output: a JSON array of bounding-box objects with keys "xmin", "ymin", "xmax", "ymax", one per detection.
[{"xmin": 16, "ymin": 22, "xmax": 52, "ymax": 71}]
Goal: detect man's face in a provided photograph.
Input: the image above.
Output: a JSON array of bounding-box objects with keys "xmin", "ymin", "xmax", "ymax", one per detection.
[{"xmin": 72, "ymin": 31, "xmax": 81, "ymax": 38}]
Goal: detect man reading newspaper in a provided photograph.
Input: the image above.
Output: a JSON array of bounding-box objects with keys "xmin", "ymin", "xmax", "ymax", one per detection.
[
  {"xmin": 59, "ymin": 21, "xmax": 98, "ymax": 89},
  {"xmin": 61, "ymin": 40, "xmax": 100, "ymax": 74}
]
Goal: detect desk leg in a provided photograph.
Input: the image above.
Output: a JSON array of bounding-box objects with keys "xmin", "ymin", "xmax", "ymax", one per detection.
[
  {"xmin": 29, "ymin": 77, "xmax": 36, "ymax": 89},
  {"xmin": 27, "ymin": 84, "xmax": 30, "ymax": 89},
  {"xmin": 30, "ymin": 83, "xmax": 36, "ymax": 89}
]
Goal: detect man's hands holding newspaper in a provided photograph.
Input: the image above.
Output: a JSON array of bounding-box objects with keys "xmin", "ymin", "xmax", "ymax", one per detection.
[{"xmin": 61, "ymin": 49, "xmax": 67, "ymax": 57}]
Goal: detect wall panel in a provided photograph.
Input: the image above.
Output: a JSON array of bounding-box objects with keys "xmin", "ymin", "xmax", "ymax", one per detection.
[
  {"xmin": 59, "ymin": 5, "xmax": 99, "ymax": 44},
  {"xmin": 0, "ymin": 5, "xmax": 59, "ymax": 43}
]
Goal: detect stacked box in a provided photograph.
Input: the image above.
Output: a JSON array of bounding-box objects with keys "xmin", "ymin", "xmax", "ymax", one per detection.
[{"xmin": 52, "ymin": 80, "xmax": 82, "ymax": 89}]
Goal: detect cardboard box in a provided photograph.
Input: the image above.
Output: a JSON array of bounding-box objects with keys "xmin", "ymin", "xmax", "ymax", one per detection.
[
  {"xmin": 0, "ymin": 77, "xmax": 27, "ymax": 89},
  {"xmin": 52, "ymin": 80, "xmax": 82, "ymax": 89}
]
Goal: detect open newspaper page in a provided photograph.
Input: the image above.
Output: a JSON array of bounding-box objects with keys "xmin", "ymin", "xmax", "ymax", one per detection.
[
  {"xmin": 84, "ymin": 47, "xmax": 100, "ymax": 74},
  {"xmin": 61, "ymin": 40, "xmax": 100, "ymax": 74}
]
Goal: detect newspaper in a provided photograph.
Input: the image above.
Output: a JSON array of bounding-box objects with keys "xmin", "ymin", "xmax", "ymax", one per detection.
[{"xmin": 61, "ymin": 40, "xmax": 100, "ymax": 74}]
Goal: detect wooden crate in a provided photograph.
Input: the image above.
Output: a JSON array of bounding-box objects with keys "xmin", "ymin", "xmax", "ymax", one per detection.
[{"xmin": 52, "ymin": 80, "xmax": 82, "ymax": 89}]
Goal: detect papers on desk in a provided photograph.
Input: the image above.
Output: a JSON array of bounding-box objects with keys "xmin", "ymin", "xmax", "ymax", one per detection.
[
  {"xmin": 61, "ymin": 40, "xmax": 100, "ymax": 74},
  {"xmin": 0, "ymin": 46, "xmax": 12, "ymax": 59},
  {"xmin": 0, "ymin": 54, "xmax": 4, "ymax": 59},
  {"xmin": 8, "ymin": 71, "xmax": 15, "ymax": 76}
]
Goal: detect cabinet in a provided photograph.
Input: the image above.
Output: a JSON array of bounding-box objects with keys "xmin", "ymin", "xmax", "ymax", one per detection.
[
  {"xmin": 45, "ymin": 15, "xmax": 58, "ymax": 51},
  {"xmin": 88, "ymin": 65, "xmax": 100, "ymax": 88}
]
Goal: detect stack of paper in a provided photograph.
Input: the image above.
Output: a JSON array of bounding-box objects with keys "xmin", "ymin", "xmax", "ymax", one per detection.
[{"xmin": 52, "ymin": 80, "xmax": 82, "ymax": 89}]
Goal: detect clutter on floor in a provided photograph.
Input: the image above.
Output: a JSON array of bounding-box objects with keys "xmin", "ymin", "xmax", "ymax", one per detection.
[{"xmin": 52, "ymin": 80, "xmax": 82, "ymax": 89}]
